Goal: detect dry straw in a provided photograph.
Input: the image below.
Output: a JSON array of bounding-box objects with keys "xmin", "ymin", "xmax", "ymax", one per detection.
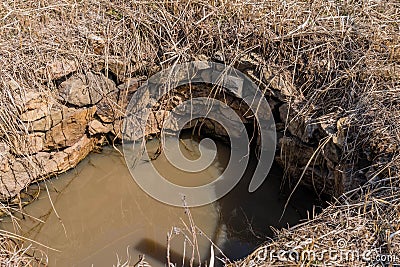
[{"xmin": 0, "ymin": 0, "xmax": 399, "ymax": 265}]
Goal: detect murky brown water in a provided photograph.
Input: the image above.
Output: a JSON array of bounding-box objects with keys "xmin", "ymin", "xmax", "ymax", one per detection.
[{"xmin": 0, "ymin": 134, "xmax": 319, "ymax": 266}]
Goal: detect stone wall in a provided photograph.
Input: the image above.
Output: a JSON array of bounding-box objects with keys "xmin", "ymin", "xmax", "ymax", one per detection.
[
  {"xmin": 0, "ymin": 64, "xmax": 139, "ymax": 200},
  {"xmin": 0, "ymin": 56, "xmax": 365, "ymax": 201}
]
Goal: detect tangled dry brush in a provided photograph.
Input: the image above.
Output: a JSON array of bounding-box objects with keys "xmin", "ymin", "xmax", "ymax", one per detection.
[{"xmin": 0, "ymin": 0, "xmax": 399, "ymax": 266}]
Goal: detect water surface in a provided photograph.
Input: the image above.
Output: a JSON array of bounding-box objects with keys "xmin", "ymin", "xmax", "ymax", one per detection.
[{"xmin": 0, "ymin": 135, "xmax": 319, "ymax": 266}]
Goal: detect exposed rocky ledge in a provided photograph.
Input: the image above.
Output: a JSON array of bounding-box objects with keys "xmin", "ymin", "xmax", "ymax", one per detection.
[{"xmin": 0, "ymin": 55, "xmax": 365, "ymax": 201}]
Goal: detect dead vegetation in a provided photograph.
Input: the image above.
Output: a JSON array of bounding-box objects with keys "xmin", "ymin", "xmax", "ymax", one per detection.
[
  {"xmin": 0, "ymin": 233, "xmax": 47, "ymax": 266},
  {"xmin": 0, "ymin": 0, "xmax": 399, "ymax": 266}
]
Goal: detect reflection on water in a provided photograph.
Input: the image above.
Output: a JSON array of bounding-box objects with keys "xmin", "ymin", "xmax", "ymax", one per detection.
[{"xmin": 0, "ymin": 135, "xmax": 320, "ymax": 266}]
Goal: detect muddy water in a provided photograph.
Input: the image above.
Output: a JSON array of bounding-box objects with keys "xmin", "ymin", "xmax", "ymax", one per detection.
[{"xmin": 0, "ymin": 135, "xmax": 319, "ymax": 266}]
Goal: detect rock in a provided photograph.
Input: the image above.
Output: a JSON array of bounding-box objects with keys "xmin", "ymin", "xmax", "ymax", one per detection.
[
  {"xmin": 0, "ymin": 143, "xmax": 10, "ymax": 172},
  {"xmin": 322, "ymin": 141, "xmax": 341, "ymax": 163},
  {"xmin": 118, "ymin": 77, "xmax": 140, "ymax": 93},
  {"xmin": 145, "ymin": 110, "xmax": 170, "ymax": 135},
  {"xmin": 88, "ymin": 34, "xmax": 105, "ymax": 55},
  {"xmin": 18, "ymin": 91, "xmax": 50, "ymax": 114},
  {"xmin": 6, "ymin": 80, "xmax": 20, "ymax": 91},
  {"xmin": 277, "ymin": 136, "xmax": 317, "ymax": 166},
  {"xmin": 58, "ymin": 74, "xmax": 89, "ymax": 106},
  {"xmin": 108, "ymin": 59, "xmax": 126, "ymax": 81},
  {"xmin": 275, "ymin": 136, "xmax": 337, "ymax": 195},
  {"xmin": 117, "ymin": 77, "xmax": 141, "ymax": 114},
  {"xmin": 25, "ymin": 106, "xmax": 65, "ymax": 132},
  {"xmin": 191, "ymin": 54, "xmax": 209, "ymax": 62},
  {"xmin": 0, "ymin": 143, "xmax": 9, "ymax": 155},
  {"xmin": 96, "ymin": 90, "xmax": 120, "ymax": 123},
  {"xmin": 88, "ymin": 120, "xmax": 113, "ymax": 135},
  {"xmin": 123, "ymin": 109, "xmax": 177, "ymax": 141},
  {"xmin": 3, "ymin": 85, "xmax": 48, "ymax": 117},
  {"xmin": 93, "ymin": 58, "xmax": 128, "ymax": 82},
  {"xmin": 0, "ymin": 159, "xmax": 33, "ymax": 199},
  {"xmin": 333, "ymin": 117, "xmax": 349, "ymax": 148},
  {"xmin": 20, "ymin": 107, "xmax": 48, "ymax": 122},
  {"xmin": 19, "ymin": 94, "xmax": 67, "ymax": 132},
  {"xmin": 43, "ymin": 59, "xmax": 77, "ymax": 80},
  {"xmin": 202, "ymin": 119, "xmax": 229, "ymax": 137},
  {"xmin": 214, "ymin": 72, "xmax": 244, "ymax": 97},
  {"xmin": 35, "ymin": 134, "xmax": 101, "ymax": 175},
  {"xmin": 58, "ymin": 72, "xmax": 116, "ymax": 107},
  {"xmin": 279, "ymin": 103, "xmax": 326, "ymax": 144},
  {"xmin": 236, "ymin": 53, "xmax": 262, "ymax": 71},
  {"xmin": 262, "ymin": 66, "xmax": 298, "ymax": 99},
  {"xmin": 23, "ymin": 92, "xmax": 46, "ymax": 110},
  {"xmin": 43, "ymin": 106, "xmax": 96, "ymax": 150},
  {"xmin": 58, "ymin": 135, "xmax": 102, "ymax": 171},
  {"xmin": 111, "ymin": 119, "xmax": 123, "ymax": 139},
  {"xmin": 10, "ymin": 133, "xmax": 44, "ymax": 155},
  {"xmin": 212, "ymin": 51, "xmax": 225, "ymax": 62},
  {"xmin": 0, "ymin": 135, "xmax": 101, "ymax": 200}
]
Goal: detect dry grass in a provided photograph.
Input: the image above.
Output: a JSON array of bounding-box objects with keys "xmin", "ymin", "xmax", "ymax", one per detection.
[
  {"xmin": 236, "ymin": 184, "xmax": 400, "ymax": 266},
  {"xmin": 0, "ymin": 0, "xmax": 399, "ymax": 265},
  {"xmin": 0, "ymin": 235, "xmax": 46, "ymax": 266}
]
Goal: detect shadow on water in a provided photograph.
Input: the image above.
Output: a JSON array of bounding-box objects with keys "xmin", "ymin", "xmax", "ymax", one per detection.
[
  {"xmin": 134, "ymin": 238, "xmax": 203, "ymax": 266},
  {"xmin": 198, "ymin": 126, "xmax": 325, "ymax": 262},
  {"xmin": 216, "ymin": 161, "xmax": 322, "ymax": 261}
]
